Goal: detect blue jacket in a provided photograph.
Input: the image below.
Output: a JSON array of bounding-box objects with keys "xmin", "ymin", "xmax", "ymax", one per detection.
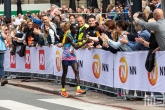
[
  {"xmin": 0, "ymin": 36, "xmax": 6, "ymax": 52},
  {"xmin": 127, "ymin": 30, "xmax": 151, "ymax": 51},
  {"xmin": 29, "ymin": 15, "xmax": 42, "ymax": 27}
]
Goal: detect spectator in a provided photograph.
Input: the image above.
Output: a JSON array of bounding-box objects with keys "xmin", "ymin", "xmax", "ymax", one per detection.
[
  {"xmin": 69, "ymin": 14, "xmax": 76, "ymax": 25},
  {"xmin": 53, "ymin": 15, "xmax": 63, "ymax": 44},
  {"xmin": 14, "ymin": 13, "xmax": 23, "ymax": 26},
  {"xmin": 102, "ymin": 20, "xmax": 132, "ymax": 51},
  {"xmin": 150, "ymin": 0, "xmax": 157, "ymax": 6},
  {"xmin": 156, "ymin": 0, "xmax": 161, "ymax": 8},
  {"xmin": 83, "ymin": 15, "xmax": 103, "ymax": 48},
  {"xmin": 76, "ymin": 16, "xmax": 89, "ymax": 46},
  {"xmin": 121, "ymin": 19, "xmax": 151, "ymax": 50},
  {"xmin": 133, "ymin": 8, "xmax": 165, "ymax": 51},
  {"xmin": 51, "ymin": 4, "xmax": 56, "ymax": 16},
  {"xmin": 24, "ymin": 19, "xmax": 37, "ymax": 47},
  {"xmin": 43, "ymin": 22, "xmax": 55, "ymax": 46},
  {"xmin": 0, "ymin": 25, "xmax": 8, "ymax": 86}
]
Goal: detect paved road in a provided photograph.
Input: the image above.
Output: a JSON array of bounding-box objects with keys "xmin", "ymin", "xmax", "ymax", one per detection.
[{"xmin": 0, "ymin": 85, "xmax": 121, "ymax": 110}]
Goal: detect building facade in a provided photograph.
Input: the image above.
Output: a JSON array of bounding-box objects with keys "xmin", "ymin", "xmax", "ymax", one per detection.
[{"xmin": 10, "ymin": 0, "xmax": 115, "ymax": 8}]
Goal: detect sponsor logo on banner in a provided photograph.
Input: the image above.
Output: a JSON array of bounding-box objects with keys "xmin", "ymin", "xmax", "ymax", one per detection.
[
  {"xmin": 119, "ymin": 57, "xmax": 128, "ymax": 83},
  {"xmin": 92, "ymin": 54, "xmax": 101, "ymax": 79},
  {"xmin": 25, "ymin": 50, "xmax": 31, "ymax": 69},
  {"xmin": 39, "ymin": 50, "xmax": 45, "ymax": 70},
  {"xmin": 148, "ymin": 60, "xmax": 158, "ymax": 86},
  {"xmin": 56, "ymin": 50, "xmax": 61, "ymax": 72},
  {"xmin": 10, "ymin": 54, "xmax": 16, "ymax": 68}
]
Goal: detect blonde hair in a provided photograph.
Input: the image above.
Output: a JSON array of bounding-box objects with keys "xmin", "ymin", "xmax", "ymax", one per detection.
[
  {"xmin": 61, "ymin": 22, "xmax": 70, "ymax": 32},
  {"xmin": 111, "ymin": 30, "xmax": 119, "ymax": 42},
  {"xmin": 133, "ymin": 20, "xmax": 145, "ymax": 31}
]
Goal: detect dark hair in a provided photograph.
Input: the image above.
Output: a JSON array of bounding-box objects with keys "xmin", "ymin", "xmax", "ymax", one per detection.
[
  {"xmin": 69, "ymin": 14, "xmax": 75, "ymax": 19},
  {"xmin": 70, "ymin": 24, "xmax": 77, "ymax": 30},
  {"xmin": 116, "ymin": 20, "xmax": 129, "ymax": 30},
  {"xmin": 87, "ymin": 15, "xmax": 96, "ymax": 21},
  {"xmin": 22, "ymin": 24, "xmax": 29, "ymax": 33},
  {"xmin": 149, "ymin": 4, "xmax": 156, "ymax": 12},
  {"xmin": 104, "ymin": 20, "xmax": 116, "ymax": 30}
]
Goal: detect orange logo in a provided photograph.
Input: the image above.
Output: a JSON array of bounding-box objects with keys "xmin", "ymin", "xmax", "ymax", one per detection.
[
  {"xmin": 119, "ymin": 57, "xmax": 128, "ymax": 83},
  {"xmin": 39, "ymin": 50, "xmax": 45, "ymax": 70},
  {"xmin": 25, "ymin": 50, "xmax": 31, "ymax": 69},
  {"xmin": 148, "ymin": 60, "xmax": 158, "ymax": 86},
  {"xmin": 10, "ymin": 54, "xmax": 16, "ymax": 68},
  {"xmin": 56, "ymin": 50, "xmax": 61, "ymax": 72},
  {"xmin": 92, "ymin": 54, "xmax": 101, "ymax": 79}
]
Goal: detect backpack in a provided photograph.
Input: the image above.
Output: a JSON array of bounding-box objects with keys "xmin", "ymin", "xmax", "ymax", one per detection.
[{"xmin": 145, "ymin": 49, "xmax": 155, "ymax": 72}]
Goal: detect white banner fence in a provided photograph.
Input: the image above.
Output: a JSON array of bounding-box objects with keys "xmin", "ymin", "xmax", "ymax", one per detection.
[{"xmin": 4, "ymin": 46, "xmax": 165, "ymax": 92}]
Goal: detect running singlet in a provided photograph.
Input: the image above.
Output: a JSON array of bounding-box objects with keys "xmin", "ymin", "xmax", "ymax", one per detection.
[{"xmin": 62, "ymin": 32, "xmax": 76, "ymax": 61}]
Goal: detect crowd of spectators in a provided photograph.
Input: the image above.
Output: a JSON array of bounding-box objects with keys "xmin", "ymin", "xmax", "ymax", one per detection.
[
  {"xmin": 0, "ymin": 0, "xmax": 163, "ymax": 56},
  {"xmin": 0, "ymin": 0, "xmax": 165, "ymax": 97}
]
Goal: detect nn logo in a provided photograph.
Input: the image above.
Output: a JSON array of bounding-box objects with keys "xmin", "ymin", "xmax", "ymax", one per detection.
[
  {"xmin": 25, "ymin": 50, "xmax": 31, "ymax": 69},
  {"xmin": 119, "ymin": 57, "xmax": 128, "ymax": 83},
  {"xmin": 56, "ymin": 50, "xmax": 61, "ymax": 72},
  {"xmin": 77, "ymin": 60, "xmax": 83, "ymax": 68},
  {"xmin": 92, "ymin": 54, "xmax": 109, "ymax": 79},
  {"xmin": 39, "ymin": 50, "xmax": 45, "ymax": 70},
  {"xmin": 148, "ymin": 60, "xmax": 158, "ymax": 86},
  {"xmin": 10, "ymin": 54, "xmax": 16, "ymax": 68},
  {"xmin": 119, "ymin": 57, "xmax": 137, "ymax": 83}
]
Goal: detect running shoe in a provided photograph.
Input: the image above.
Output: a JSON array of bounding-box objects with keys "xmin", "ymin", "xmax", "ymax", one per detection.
[
  {"xmin": 61, "ymin": 91, "xmax": 69, "ymax": 98},
  {"xmin": 76, "ymin": 89, "xmax": 86, "ymax": 95}
]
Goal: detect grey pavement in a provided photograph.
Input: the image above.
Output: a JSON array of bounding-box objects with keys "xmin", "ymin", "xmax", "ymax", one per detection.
[
  {"xmin": 0, "ymin": 85, "xmax": 120, "ymax": 110},
  {"xmin": 6, "ymin": 79, "xmax": 165, "ymax": 110}
]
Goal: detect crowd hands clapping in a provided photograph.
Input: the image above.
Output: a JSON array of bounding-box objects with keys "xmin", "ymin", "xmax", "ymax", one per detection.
[{"xmin": 0, "ymin": 0, "xmax": 163, "ymax": 57}]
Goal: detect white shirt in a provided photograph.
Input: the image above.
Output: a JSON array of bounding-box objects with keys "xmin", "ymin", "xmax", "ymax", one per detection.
[{"xmin": 14, "ymin": 17, "xmax": 23, "ymax": 25}]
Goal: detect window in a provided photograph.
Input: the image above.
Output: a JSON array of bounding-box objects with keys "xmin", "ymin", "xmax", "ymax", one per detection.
[{"xmin": 87, "ymin": 0, "xmax": 92, "ymax": 7}]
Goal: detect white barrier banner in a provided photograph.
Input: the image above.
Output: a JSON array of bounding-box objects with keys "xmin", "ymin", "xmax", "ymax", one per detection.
[
  {"xmin": 4, "ymin": 46, "xmax": 53, "ymax": 74},
  {"xmin": 114, "ymin": 51, "xmax": 165, "ymax": 92},
  {"xmin": 79, "ymin": 49, "xmax": 114, "ymax": 87},
  {"xmin": 52, "ymin": 46, "xmax": 75, "ymax": 78},
  {"xmin": 52, "ymin": 47, "xmax": 114, "ymax": 87},
  {"xmin": 114, "ymin": 51, "xmax": 148, "ymax": 90}
]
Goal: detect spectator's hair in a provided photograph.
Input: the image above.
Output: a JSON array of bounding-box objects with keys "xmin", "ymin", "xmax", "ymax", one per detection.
[
  {"xmin": 33, "ymin": 23, "xmax": 41, "ymax": 29},
  {"xmin": 106, "ymin": 4, "xmax": 115, "ymax": 12},
  {"xmin": 133, "ymin": 19, "xmax": 145, "ymax": 31},
  {"xmin": 61, "ymin": 22, "xmax": 70, "ymax": 32},
  {"xmin": 69, "ymin": 14, "xmax": 76, "ymax": 19},
  {"xmin": 111, "ymin": 29, "xmax": 119, "ymax": 42},
  {"xmin": 53, "ymin": 15, "xmax": 61, "ymax": 24},
  {"xmin": 87, "ymin": 15, "xmax": 96, "ymax": 21},
  {"xmin": 77, "ymin": 15, "xmax": 85, "ymax": 20},
  {"xmin": 149, "ymin": 4, "xmax": 156, "ymax": 12},
  {"xmin": 22, "ymin": 24, "xmax": 29, "ymax": 33},
  {"xmin": 70, "ymin": 24, "xmax": 77, "ymax": 31},
  {"xmin": 116, "ymin": 20, "xmax": 129, "ymax": 31},
  {"xmin": 43, "ymin": 22, "xmax": 51, "ymax": 34},
  {"xmin": 104, "ymin": 20, "xmax": 116, "ymax": 30},
  {"xmin": 27, "ymin": 19, "xmax": 33, "ymax": 24},
  {"xmin": 94, "ymin": 8, "xmax": 100, "ymax": 13},
  {"xmin": 44, "ymin": 22, "xmax": 51, "ymax": 28}
]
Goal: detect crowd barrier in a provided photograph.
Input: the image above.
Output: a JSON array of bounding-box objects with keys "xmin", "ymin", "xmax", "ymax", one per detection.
[{"xmin": 4, "ymin": 46, "xmax": 165, "ymax": 93}]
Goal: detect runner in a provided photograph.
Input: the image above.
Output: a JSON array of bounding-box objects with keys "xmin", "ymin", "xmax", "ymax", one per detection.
[{"xmin": 60, "ymin": 23, "xmax": 90, "ymax": 98}]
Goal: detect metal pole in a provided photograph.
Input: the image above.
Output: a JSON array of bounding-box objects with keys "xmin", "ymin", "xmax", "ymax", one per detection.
[
  {"xmin": 4, "ymin": 0, "xmax": 11, "ymax": 24},
  {"xmin": 28, "ymin": 0, "xmax": 29, "ymax": 4},
  {"xmin": 131, "ymin": 0, "xmax": 142, "ymax": 33}
]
